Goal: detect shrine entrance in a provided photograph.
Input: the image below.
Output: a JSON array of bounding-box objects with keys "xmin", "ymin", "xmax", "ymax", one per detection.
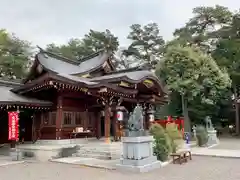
[
  {"xmin": 18, "ymin": 110, "xmax": 34, "ymax": 142},
  {"xmin": 0, "ymin": 110, "xmax": 35, "ymax": 144},
  {"xmin": 0, "ymin": 111, "xmax": 8, "ymax": 144}
]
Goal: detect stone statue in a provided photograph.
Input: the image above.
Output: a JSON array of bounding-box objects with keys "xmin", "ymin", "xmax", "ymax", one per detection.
[
  {"xmin": 126, "ymin": 105, "xmax": 145, "ymax": 137},
  {"xmin": 204, "ymin": 116, "xmax": 219, "ymax": 146},
  {"xmin": 116, "ymin": 104, "xmax": 161, "ymax": 172},
  {"xmin": 205, "ymin": 116, "xmax": 214, "ymax": 131}
]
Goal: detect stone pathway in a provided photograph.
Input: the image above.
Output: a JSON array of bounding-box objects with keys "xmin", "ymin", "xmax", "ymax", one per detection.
[
  {"xmin": 1, "ymin": 157, "xmax": 240, "ymax": 180},
  {"xmin": 191, "ymin": 147, "xmax": 240, "ymax": 158},
  {"xmin": 211, "ymin": 137, "xmax": 240, "ymax": 150},
  {"xmin": 51, "ymin": 157, "xmax": 118, "ymax": 170},
  {"xmin": 0, "ymin": 156, "xmax": 24, "ymax": 167},
  {"xmin": 190, "ymin": 138, "xmax": 240, "ymax": 158}
]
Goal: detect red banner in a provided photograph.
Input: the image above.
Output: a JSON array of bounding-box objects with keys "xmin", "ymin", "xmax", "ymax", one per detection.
[{"xmin": 8, "ymin": 112, "xmax": 19, "ymax": 140}]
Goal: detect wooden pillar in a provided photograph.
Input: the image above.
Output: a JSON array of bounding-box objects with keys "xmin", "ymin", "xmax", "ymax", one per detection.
[
  {"xmin": 104, "ymin": 104, "xmax": 111, "ymax": 143},
  {"xmin": 112, "ymin": 106, "xmax": 121, "ymax": 141},
  {"xmin": 56, "ymin": 95, "xmax": 63, "ymax": 140},
  {"xmin": 112, "ymin": 107, "xmax": 118, "ymax": 141}
]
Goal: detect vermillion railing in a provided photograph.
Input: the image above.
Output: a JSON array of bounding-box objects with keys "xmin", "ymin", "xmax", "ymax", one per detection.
[{"xmin": 152, "ymin": 116, "xmax": 184, "ymax": 137}]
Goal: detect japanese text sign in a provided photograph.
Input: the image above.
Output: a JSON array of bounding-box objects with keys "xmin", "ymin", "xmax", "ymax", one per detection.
[{"xmin": 8, "ymin": 112, "xmax": 19, "ymax": 140}]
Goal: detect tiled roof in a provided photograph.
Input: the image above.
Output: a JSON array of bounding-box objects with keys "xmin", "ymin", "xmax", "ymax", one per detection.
[
  {"xmin": 36, "ymin": 50, "xmax": 110, "ymax": 75},
  {"xmin": 0, "ymin": 85, "xmax": 52, "ymax": 106},
  {"xmin": 91, "ymin": 70, "xmax": 157, "ymax": 82}
]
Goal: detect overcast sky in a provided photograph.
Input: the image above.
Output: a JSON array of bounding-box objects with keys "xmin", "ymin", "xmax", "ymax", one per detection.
[{"xmin": 0, "ymin": 0, "xmax": 239, "ymax": 48}]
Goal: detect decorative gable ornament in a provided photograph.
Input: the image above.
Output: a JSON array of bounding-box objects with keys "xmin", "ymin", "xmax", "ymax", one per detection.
[{"xmin": 36, "ymin": 64, "xmax": 43, "ymax": 74}]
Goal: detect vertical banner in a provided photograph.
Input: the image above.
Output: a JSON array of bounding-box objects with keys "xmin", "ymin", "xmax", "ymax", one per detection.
[{"xmin": 8, "ymin": 112, "xmax": 19, "ymax": 140}]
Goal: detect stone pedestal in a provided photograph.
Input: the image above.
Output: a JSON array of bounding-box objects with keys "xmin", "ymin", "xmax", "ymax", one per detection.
[
  {"xmin": 207, "ymin": 129, "xmax": 219, "ymax": 146},
  {"xmin": 10, "ymin": 148, "xmax": 23, "ymax": 161},
  {"xmin": 116, "ymin": 136, "xmax": 161, "ymax": 173}
]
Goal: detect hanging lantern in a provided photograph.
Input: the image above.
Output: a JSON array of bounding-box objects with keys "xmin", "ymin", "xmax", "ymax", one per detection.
[
  {"xmin": 116, "ymin": 110, "xmax": 123, "ymax": 121},
  {"xmin": 147, "ymin": 108, "xmax": 155, "ymax": 122},
  {"xmin": 116, "ymin": 106, "xmax": 127, "ymax": 121},
  {"xmin": 149, "ymin": 114, "xmax": 155, "ymax": 122},
  {"xmin": 101, "ymin": 111, "xmax": 105, "ymax": 117}
]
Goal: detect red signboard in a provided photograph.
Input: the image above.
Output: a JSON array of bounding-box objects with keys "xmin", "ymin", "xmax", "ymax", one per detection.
[{"xmin": 8, "ymin": 112, "xmax": 19, "ymax": 140}]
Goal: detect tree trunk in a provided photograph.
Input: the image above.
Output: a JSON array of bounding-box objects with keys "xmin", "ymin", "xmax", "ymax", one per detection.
[
  {"xmin": 234, "ymin": 86, "xmax": 240, "ymax": 135},
  {"xmin": 181, "ymin": 94, "xmax": 191, "ymax": 133}
]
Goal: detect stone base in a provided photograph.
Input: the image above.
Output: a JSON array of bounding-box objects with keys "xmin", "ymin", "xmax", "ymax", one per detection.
[
  {"xmin": 116, "ymin": 136, "xmax": 161, "ymax": 173},
  {"xmin": 119, "ymin": 156, "xmax": 158, "ymax": 166},
  {"xmin": 10, "ymin": 148, "xmax": 23, "ymax": 161},
  {"xmin": 116, "ymin": 160, "xmax": 161, "ymax": 173},
  {"xmin": 207, "ymin": 130, "xmax": 219, "ymax": 146}
]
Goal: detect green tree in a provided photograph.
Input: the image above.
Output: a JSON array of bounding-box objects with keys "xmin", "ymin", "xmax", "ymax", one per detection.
[
  {"xmin": 46, "ymin": 29, "xmax": 119, "ymax": 61},
  {"xmin": 168, "ymin": 5, "xmax": 238, "ymax": 133},
  {"xmin": 156, "ymin": 45, "xmax": 231, "ymax": 132},
  {"xmin": 0, "ymin": 29, "xmax": 32, "ymax": 79},
  {"xmin": 212, "ymin": 12, "xmax": 240, "ymax": 134},
  {"xmin": 47, "ymin": 39, "xmax": 85, "ymax": 60},
  {"xmin": 82, "ymin": 29, "xmax": 119, "ymax": 53},
  {"xmin": 124, "ymin": 23, "xmax": 165, "ymax": 68},
  {"xmin": 174, "ymin": 5, "xmax": 232, "ymax": 51}
]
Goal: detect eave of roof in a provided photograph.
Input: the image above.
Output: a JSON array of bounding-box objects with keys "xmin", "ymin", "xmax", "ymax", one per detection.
[
  {"xmin": 0, "ymin": 79, "xmax": 22, "ymax": 88},
  {"xmin": 0, "ymin": 86, "xmax": 52, "ymax": 106},
  {"xmin": 90, "ymin": 70, "xmax": 167, "ymax": 94},
  {"xmin": 12, "ymin": 73, "xmax": 138, "ymax": 95}
]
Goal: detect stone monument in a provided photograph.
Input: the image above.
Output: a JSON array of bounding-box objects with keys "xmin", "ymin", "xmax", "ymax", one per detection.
[
  {"xmin": 205, "ymin": 116, "xmax": 219, "ymax": 146},
  {"xmin": 116, "ymin": 105, "xmax": 161, "ymax": 173}
]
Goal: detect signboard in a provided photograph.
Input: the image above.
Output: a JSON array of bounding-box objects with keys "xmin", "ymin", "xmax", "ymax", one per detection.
[
  {"xmin": 117, "ymin": 111, "xmax": 123, "ymax": 121},
  {"xmin": 8, "ymin": 112, "xmax": 19, "ymax": 140}
]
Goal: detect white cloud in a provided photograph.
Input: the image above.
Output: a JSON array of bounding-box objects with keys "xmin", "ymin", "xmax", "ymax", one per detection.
[{"xmin": 0, "ymin": 0, "xmax": 239, "ymax": 47}]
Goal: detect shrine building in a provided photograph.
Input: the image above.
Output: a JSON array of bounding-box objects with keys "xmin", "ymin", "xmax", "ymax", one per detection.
[{"xmin": 0, "ymin": 48, "xmax": 167, "ymax": 144}]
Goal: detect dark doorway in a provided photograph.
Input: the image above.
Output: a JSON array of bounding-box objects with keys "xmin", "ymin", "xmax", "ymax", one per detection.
[
  {"xmin": 19, "ymin": 110, "xmax": 34, "ymax": 142},
  {"xmin": 0, "ymin": 111, "xmax": 8, "ymax": 144},
  {"xmin": 0, "ymin": 110, "xmax": 34, "ymax": 144}
]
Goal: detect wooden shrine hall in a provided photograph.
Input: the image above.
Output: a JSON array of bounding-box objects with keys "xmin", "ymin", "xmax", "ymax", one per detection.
[{"xmin": 0, "ymin": 48, "xmax": 167, "ymax": 144}]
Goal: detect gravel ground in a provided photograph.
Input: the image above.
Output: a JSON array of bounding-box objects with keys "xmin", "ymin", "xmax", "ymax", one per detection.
[{"xmin": 1, "ymin": 156, "xmax": 240, "ymax": 180}]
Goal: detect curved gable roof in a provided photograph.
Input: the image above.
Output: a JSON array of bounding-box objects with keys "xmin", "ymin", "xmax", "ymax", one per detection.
[
  {"xmin": 37, "ymin": 53, "xmax": 83, "ymax": 74},
  {"xmin": 90, "ymin": 70, "xmax": 166, "ymax": 93},
  {"xmin": 37, "ymin": 50, "xmax": 111, "ymax": 75},
  {"xmin": 24, "ymin": 49, "xmax": 113, "ymax": 83}
]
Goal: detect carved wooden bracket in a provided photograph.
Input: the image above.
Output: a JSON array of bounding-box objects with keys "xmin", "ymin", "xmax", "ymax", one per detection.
[{"xmin": 97, "ymin": 96, "xmax": 123, "ymax": 107}]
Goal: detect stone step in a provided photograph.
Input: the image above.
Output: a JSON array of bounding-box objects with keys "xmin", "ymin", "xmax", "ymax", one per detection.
[
  {"xmin": 76, "ymin": 151, "xmax": 121, "ymax": 157},
  {"xmin": 73, "ymin": 152, "xmax": 121, "ymax": 160},
  {"xmin": 77, "ymin": 149, "xmax": 121, "ymax": 154},
  {"xmin": 73, "ymin": 153, "xmax": 112, "ymax": 160},
  {"xmin": 74, "ymin": 149, "xmax": 121, "ymax": 160},
  {"xmin": 71, "ymin": 143, "xmax": 122, "ymax": 160}
]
